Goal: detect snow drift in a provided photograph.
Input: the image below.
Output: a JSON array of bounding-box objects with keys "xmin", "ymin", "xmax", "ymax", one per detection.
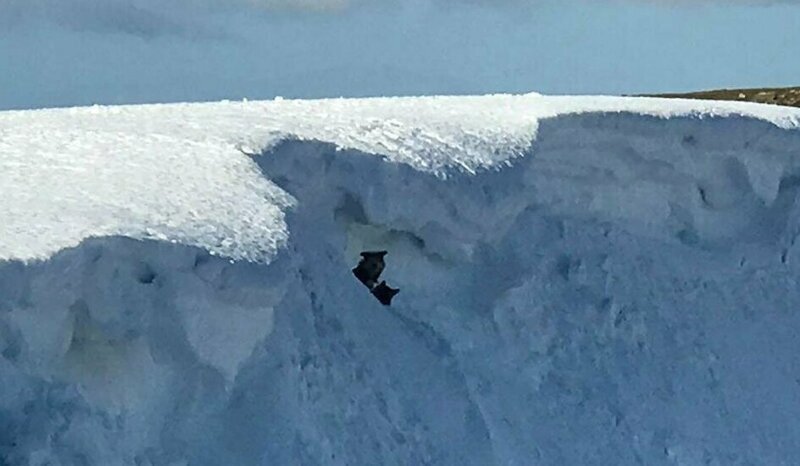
[{"xmin": 2, "ymin": 94, "xmax": 800, "ymax": 465}]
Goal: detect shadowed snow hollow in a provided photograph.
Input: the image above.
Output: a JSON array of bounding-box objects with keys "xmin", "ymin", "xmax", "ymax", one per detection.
[{"xmin": 2, "ymin": 94, "xmax": 800, "ymax": 465}]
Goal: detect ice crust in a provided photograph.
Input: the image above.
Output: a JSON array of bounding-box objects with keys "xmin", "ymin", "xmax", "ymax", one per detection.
[
  {"xmin": 3, "ymin": 94, "xmax": 800, "ymax": 465},
  {"xmin": 2, "ymin": 94, "xmax": 800, "ymax": 262}
]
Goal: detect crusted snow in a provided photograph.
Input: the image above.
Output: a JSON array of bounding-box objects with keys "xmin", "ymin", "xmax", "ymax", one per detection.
[
  {"xmin": 4, "ymin": 94, "xmax": 800, "ymax": 465},
  {"xmin": 2, "ymin": 93, "xmax": 800, "ymax": 262}
]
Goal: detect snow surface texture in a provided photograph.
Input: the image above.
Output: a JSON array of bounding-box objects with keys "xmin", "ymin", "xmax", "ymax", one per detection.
[{"xmin": 3, "ymin": 94, "xmax": 800, "ymax": 465}]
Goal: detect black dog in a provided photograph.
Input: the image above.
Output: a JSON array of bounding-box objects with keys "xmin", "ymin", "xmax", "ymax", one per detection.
[
  {"xmin": 352, "ymin": 251, "xmax": 386, "ymax": 289},
  {"xmin": 352, "ymin": 251, "xmax": 399, "ymax": 306}
]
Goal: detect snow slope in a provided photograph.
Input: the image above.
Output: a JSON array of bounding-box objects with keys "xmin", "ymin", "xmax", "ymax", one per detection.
[{"xmin": 3, "ymin": 94, "xmax": 800, "ymax": 465}]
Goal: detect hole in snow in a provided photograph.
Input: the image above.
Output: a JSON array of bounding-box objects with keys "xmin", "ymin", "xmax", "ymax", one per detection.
[
  {"xmin": 335, "ymin": 191, "xmax": 369, "ymax": 224},
  {"xmin": 134, "ymin": 263, "xmax": 156, "ymax": 284}
]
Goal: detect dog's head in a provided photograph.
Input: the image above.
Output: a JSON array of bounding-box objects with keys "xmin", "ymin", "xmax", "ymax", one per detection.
[{"xmin": 359, "ymin": 251, "xmax": 387, "ymax": 276}]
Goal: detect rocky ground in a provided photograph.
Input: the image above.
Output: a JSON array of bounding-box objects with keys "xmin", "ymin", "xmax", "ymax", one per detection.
[{"xmin": 647, "ymin": 87, "xmax": 800, "ymax": 108}]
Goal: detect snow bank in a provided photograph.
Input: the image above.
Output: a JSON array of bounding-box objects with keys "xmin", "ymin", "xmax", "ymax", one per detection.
[
  {"xmin": 3, "ymin": 94, "xmax": 799, "ymax": 262},
  {"xmin": 3, "ymin": 94, "xmax": 800, "ymax": 465}
]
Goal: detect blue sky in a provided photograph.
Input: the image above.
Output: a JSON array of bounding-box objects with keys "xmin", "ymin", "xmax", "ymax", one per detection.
[{"xmin": 1, "ymin": 0, "xmax": 799, "ymax": 110}]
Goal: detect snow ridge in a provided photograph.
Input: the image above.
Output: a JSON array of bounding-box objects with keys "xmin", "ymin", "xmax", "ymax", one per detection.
[
  {"xmin": 3, "ymin": 94, "xmax": 800, "ymax": 465},
  {"xmin": 2, "ymin": 94, "xmax": 800, "ymax": 262}
]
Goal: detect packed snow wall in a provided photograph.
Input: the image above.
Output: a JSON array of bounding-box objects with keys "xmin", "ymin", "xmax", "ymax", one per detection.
[{"xmin": 3, "ymin": 97, "xmax": 800, "ymax": 465}]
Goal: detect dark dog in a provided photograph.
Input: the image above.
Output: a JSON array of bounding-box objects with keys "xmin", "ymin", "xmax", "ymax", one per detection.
[
  {"xmin": 352, "ymin": 251, "xmax": 387, "ymax": 289},
  {"xmin": 352, "ymin": 251, "xmax": 399, "ymax": 305}
]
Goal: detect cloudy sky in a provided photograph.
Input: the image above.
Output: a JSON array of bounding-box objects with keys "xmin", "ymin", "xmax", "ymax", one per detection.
[{"xmin": 1, "ymin": 0, "xmax": 799, "ymax": 109}]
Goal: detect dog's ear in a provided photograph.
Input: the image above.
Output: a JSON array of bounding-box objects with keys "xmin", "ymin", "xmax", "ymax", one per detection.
[{"xmin": 361, "ymin": 250, "xmax": 388, "ymax": 258}]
